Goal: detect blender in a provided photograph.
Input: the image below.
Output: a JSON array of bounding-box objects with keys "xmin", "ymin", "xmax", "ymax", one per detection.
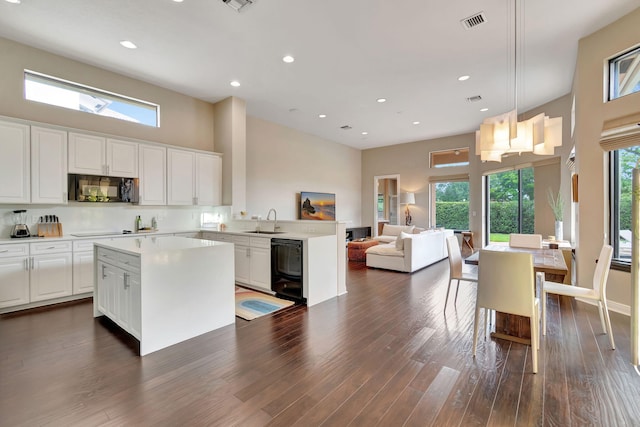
[{"xmin": 10, "ymin": 210, "xmax": 30, "ymax": 238}]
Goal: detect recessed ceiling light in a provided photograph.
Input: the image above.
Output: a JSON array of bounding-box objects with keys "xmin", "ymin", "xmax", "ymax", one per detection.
[
  {"xmin": 480, "ymin": 107, "xmax": 489, "ymax": 112},
  {"xmin": 5, "ymin": 0, "xmax": 21, "ymax": 4},
  {"xmin": 413, "ymin": 121, "xmax": 420, "ymax": 125},
  {"xmin": 458, "ymin": 75, "xmax": 470, "ymax": 81},
  {"xmin": 173, "ymin": 0, "xmax": 184, "ymax": 2},
  {"xmin": 282, "ymin": 55, "xmax": 295, "ymax": 63},
  {"xmin": 376, "ymin": 98, "xmax": 386, "ymax": 103},
  {"xmin": 361, "ymin": 131, "xmax": 368, "ymax": 135},
  {"xmin": 119, "ymin": 40, "xmax": 137, "ymax": 49},
  {"xmin": 230, "ymin": 80, "xmax": 241, "ymax": 87},
  {"xmin": 318, "ymin": 114, "xmax": 327, "ymax": 118}
]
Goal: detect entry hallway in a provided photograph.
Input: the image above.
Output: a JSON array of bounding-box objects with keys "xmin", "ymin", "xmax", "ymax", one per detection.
[{"xmin": 1, "ymin": 259, "xmax": 639, "ymax": 426}]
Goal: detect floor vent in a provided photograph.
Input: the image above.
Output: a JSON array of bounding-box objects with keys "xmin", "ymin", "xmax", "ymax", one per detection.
[
  {"xmin": 467, "ymin": 95, "xmax": 482, "ymax": 103},
  {"xmin": 461, "ymin": 12, "xmax": 487, "ymax": 29}
]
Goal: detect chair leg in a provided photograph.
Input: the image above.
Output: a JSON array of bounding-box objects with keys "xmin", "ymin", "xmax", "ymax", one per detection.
[
  {"xmin": 530, "ymin": 312, "xmax": 538, "ymax": 374},
  {"xmin": 542, "ymin": 290, "xmax": 547, "ymax": 336},
  {"xmin": 600, "ymin": 299, "xmax": 616, "ymax": 350},
  {"xmin": 472, "ymin": 306, "xmax": 481, "ymax": 357},
  {"xmin": 454, "ymin": 280, "xmax": 460, "ymax": 306},
  {"xmin": 444, "ymin": 279, "xmax": 453, "ymax": 311},
  {"xmin": 596, "ymin": 300, "xmax": 607, "ymax": 335}
]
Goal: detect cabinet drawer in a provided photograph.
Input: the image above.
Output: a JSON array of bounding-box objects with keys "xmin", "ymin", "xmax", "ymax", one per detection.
[
  {"xmin": 97, "ymin": 247, "xmax": 119, "ymax": 264},
  {"xmin": 73, "ymin": 239, "xmax": 97, "ymax": 252},
  {"xmin": 118, "ymin": 253, "xmax": 140, "ymax": 272},
  {"xmin": 0, "ymin": 243, "xmax": 29, "ymax": 258},
  {"xmin": 232, "ymin": 235, "xmax": 251, "ymax": 246},
  {"xmin": 250, "ymin": 237, "xmax": 271, "ymax": 249},
  {"xmin": 30, "ymin": 240, "xmax": 72, "ymax": 255}
]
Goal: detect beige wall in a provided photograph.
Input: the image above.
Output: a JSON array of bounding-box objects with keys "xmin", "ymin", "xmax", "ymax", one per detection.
[
  {"xmin": 574, "ymin": 7, "xmax": 640, "ymax": 307},
  {"xmin": 362, "ymin": 94, "xmax": 572, "ymax": 247},
  {"xmin": 0, "ymin": 37, "xmax": 215, "ymax": 150},
  {"xmin": 214, "ymin": 97, "xmax": 246, "ymax": 208},
  {"xmin": 246, "ymin": 116, "xmax": 362, "ymax": 224}
]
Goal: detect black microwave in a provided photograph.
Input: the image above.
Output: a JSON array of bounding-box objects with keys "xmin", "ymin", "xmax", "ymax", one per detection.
[{"xmin": 68, "ymin": 174, "xmax": 138, "ymax": 203}]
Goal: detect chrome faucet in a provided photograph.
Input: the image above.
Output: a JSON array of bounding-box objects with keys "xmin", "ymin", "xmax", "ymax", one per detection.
[{"xmin": 267, "ymin": 208, "xmax": 279, "ymax": 231}]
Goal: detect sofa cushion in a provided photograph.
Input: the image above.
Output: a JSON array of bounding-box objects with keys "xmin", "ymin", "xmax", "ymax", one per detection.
[
  {"xmin": 374, "ymin": 235, "xmax": 397, "ymax": 243},
  {"xmin": 381, "ymin": 224, "xmax": 415, "ymax": 236},
  {"xmin": 365, "ymin": 243, "xmax": 404, "ymax": 257},
  {"xmin": 395, "ymin": 231, "xmax": 412, "ymax": 250}
]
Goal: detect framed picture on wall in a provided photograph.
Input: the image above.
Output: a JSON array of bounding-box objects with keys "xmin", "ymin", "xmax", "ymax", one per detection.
[{"xmin": 299, "ymin": 192, "xmax": 336, "ymax": 220}]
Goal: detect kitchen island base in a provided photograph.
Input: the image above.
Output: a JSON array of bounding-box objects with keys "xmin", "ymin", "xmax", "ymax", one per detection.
[{"xmin": 93, "ymin": 236, "xmax": 235, "ymax": 356}]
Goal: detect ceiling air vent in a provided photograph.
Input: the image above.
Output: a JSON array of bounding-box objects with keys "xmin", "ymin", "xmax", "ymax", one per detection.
[
  {"xmin": 340, "ymin": 125, "xmax": 352, "ymax": 130},
  {"xmin": 467, "ymin": 95, "xmax": 482, "ymax": 103},
  {"xmin": 461, "ymin": 12, "xmax": 487, "ymax": 29}
]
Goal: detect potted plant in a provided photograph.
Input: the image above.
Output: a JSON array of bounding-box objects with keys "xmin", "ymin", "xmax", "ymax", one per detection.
[{"xmin": 547, "ymin": 187, "xmax": 565, "ymax": 240}]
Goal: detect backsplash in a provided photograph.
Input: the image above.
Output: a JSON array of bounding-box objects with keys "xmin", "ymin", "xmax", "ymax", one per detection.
[{"xmin": 0, "ymin": 204, "xmax": 231, "ymax": 238}]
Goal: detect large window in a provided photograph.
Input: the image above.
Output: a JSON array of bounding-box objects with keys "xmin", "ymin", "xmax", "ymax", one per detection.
[
  {"xmin": 24, "ymin": 70, "xmax": 159, "ymax": 127},
  {"xmin": 432, "ymin": 181, "xmax": 469, "ymax": 230},
  {"xmin": 610, "ymin": 147, "xmax": 640, "ymax": 266},
  {"xmin": 609, "ymin": 45, "xmax": 640, "ymax": 101},
  {"xmin": 485, "ymin": 168, "xmax": 534, "ymax": 243}
]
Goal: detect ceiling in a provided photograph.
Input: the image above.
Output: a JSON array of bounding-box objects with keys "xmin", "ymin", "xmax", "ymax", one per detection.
[{"xmin": 0, "ymin": 0, "xmax": 637, "ymax": 150}]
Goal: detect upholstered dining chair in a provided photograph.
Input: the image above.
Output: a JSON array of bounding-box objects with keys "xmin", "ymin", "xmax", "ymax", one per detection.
[
  {"xmin": 509, "ymin": 233, "xmax": 543, "ymax": 249},
  {"xmin": 541, "ymin": 244, "xmax": 615, "ymax": 350},
  {"xmin": 444, "ymin": 235, "xmax": 478, "ymax": 311},
  {"xmin": 444, "ymin": 236, "xmax": 478, "ymax": 311},
  {"xmin": 473, "ymin": 250, "xmax": 540, "ymax": 373}
]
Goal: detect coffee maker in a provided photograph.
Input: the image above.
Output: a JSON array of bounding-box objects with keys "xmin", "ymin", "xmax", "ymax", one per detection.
[{"xmin": 10, "ymin": 210, "xmax": 30, "ymax": 238}]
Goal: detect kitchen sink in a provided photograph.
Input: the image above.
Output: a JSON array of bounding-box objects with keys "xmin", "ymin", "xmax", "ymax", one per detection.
[{"xmin": 243, "ymin": 230, "xmax": 286, "ymax": 234}]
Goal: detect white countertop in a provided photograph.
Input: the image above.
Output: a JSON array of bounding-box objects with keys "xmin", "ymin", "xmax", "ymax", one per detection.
[{"xmin": 94, "ymin": 235, "xmax": 230, "ymax": 255}]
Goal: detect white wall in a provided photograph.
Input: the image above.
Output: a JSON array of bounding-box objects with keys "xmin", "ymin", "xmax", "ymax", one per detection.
[
  {"xmin": 574, "ymin": 7, "xmax": 640, "ymax": 307},
  {"xmin": 245, "ymin": 116, "xmax": 362, "ymax": 225}
]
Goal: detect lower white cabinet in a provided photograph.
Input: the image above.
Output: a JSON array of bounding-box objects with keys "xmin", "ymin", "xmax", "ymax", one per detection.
[
  {"xmin": 30, "ymin": 251, "xmax": 73, "ymax": 302},
  {"xmin": 96, "ymin": 248, "xmax": 141, "ymax": 339},
  {"xmin": 232, "ymin": 236, "xmax": 271, "ymax": 291},
  {"xmin": 0, "ymin": 250, "xmax": 30, "ymax": 308},
  {"xmin": 0, "ymin": 241, "xmax": 72, "ymax": 309}
]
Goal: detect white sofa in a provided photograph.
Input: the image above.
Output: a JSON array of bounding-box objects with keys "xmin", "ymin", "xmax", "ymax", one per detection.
[{"xmin": 366, "ymin": 226, "xmax": 453, "ymax": 273}]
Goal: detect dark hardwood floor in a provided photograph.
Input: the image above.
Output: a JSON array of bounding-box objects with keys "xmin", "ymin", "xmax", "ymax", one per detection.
[{"xmin": 2, "ymin": 259, "xmax": 640, "ymax": 426}]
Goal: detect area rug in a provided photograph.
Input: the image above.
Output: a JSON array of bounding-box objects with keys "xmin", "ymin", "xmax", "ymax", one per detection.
[{"xmin": 235, "ymin": 287, "xmax": 295, "ymax": 320}]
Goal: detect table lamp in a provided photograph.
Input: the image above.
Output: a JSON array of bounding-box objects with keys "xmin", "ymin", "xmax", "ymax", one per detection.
[{"xmin": 400, "ymin": 192, "xmax": 415, "ymax": 226}]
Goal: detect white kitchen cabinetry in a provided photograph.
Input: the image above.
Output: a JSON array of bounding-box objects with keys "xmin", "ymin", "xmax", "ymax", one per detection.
[
  {"xmin": 31, "ymin": 126, "xmax": 68, "ymax": 204},
  {"xmin": 232, "ymin": 235, "xmax": 271, "ymax": 291},
  {"xmin": 138, "ymin": 144, "xmax": 166, "ymax": 205},
  {"xmin": 0, "ymin": 121, "xmax": 30, "ymax": 204},
  {"xmin": 174, "ymin": 232, "xmax": 201, "ymax": 238},
  {"xmin": 94, "ymin": 237, "xmax": 234, "ymax": 355},
  {"xmin": 29, "ymin": 241, "xmax": 73, "ymax": 302},
  {"xmin": 167, "ymin": 148, "xmax": 221, "ymax": 206},
  {"xmin": 72, "ymin": 239, "xmax": 105, "ymax": 295},
  {"xmin": 0, "ymin": 244, "xmax": 30, "ymax": 308},
  {"xmin": 96, "ymin": 247, "xmax": 141, "ymax": 339},
  {"xmin": 68, "ymin": 133, "xmax": 138, "ymax": 177}
]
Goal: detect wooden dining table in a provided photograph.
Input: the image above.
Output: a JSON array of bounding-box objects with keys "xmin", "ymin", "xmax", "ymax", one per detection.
[{"xmin": 465, "ymin": 244, "xmax": 568, "ymax": 345}]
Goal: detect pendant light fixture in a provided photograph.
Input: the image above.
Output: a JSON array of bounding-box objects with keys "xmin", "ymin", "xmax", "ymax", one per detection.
[{"xmin": 475, "ymin": 0, "xmax": 562, "ymax": 162}]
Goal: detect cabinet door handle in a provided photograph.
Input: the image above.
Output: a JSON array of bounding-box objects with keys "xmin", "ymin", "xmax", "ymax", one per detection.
[
  {"xmin": 30, "ymin": 257, "xmax": 34, "ymax": 270},
  {"xmin": 46, "ymin": 246, "xmax": 55, "ymax": 250},
  {"xmin": 246, "ymin": 247, "xmax": 251, "ymax": 257},
  {"xmin": 101, "ymin": 264, "xmax": 107, "ymax": 279},
  {"xmin": 25, "ymin": 258, "xmax": 29, "ymax": 271},
  {"xmin": 123, "ymin": 272, "xmax": 130, "ymax": 289},
  {"xmin": 0, "ymin": 249, "xmax": 8, "ymax": 253}
]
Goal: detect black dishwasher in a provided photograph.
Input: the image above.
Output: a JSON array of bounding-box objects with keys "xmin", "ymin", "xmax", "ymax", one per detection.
[{"xmin": 271, "ymin": 239, "xmax": 305, "ymax": 303}]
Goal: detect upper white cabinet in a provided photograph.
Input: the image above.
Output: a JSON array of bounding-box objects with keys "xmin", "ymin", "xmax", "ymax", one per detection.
[
  {"xmin": 68, "ymin": 133, "xmax": 138, "ymax": 177},
  {"xmin": 167, "ymin": 148, "xmax": 221, "ymax": 206},
  {"xmin": 31, "ymin": 126, "xmax": 68, "ymax": 204},
  {"xmin": 0, "ymin": 121, "xmax": 30, "ymax": 203},
  {"xmin": 138, "ymin": 144, "xmax": 166, "ymax": 205},
  {"xmin": 0, "ymin": 121, "xmax": 67, "ymax": 204}
]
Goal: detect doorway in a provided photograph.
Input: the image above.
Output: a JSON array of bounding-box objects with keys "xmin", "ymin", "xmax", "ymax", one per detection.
[{"xmin": 373, "ymin": 174, "xmax": 400, "ymax": 236}]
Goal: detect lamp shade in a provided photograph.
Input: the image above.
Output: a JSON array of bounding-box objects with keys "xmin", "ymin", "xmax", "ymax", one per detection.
[{"xmin": 400, "ymin": 192, "xmax": 415, "ymax": 205}]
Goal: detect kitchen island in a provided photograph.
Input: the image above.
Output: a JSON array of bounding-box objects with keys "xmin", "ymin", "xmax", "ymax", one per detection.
[{"xmin": 93, "ymin": 236, "xmax": 234, "ymax": 356}]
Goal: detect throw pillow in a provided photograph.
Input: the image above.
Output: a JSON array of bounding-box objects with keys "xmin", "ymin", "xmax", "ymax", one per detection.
[{"xmin": 395, "ymin": 231, "xmax": 412, "ymax": 250}]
